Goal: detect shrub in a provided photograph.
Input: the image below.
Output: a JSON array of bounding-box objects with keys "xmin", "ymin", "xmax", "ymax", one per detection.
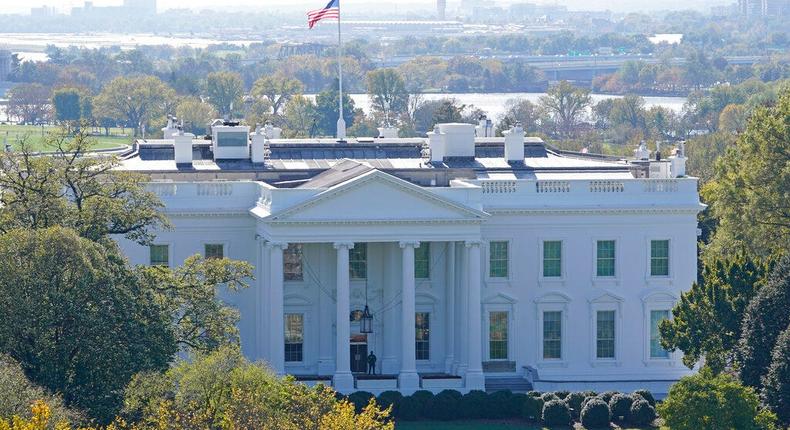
[
  {"xmin": 487, "ymin": 390, "xmax": 519, "ymax": 418},
  {"xmin": 347, "ymin": 391, "xmax": 375, "ymax": 414},
  {"xmin": 629, "ymin": 398, "xmax": 657, "ymax": 426},
  {"xmin": 396, "ymin": 395, "xmax": 421, "ymax": 421},
  {"xmin": 541, "ymin": 392, "xmax": 560, "ymax": 402},
  {"xmin": 427, "ymin": 389, "xmax": 462, "ymax": 421},
  {"xmin": 512, "ymin": 394, "xmax": 528, "ymax": 418},
  {"xmin": 581, "ymin": 395, "xmax": 597, "ymax": 411},
  {"xmin": 565, "ymin": 392, "xmax": 587, "ymax": 419},
  {"xmin": 527, "ymin": 390, "xmax": 542, "ymax": 397},
  {"xmin": 410, "ymin": 390, "xmax": 434, "ymax": 418},
  {"xmin": 460, "ymin": 390, "xmax": 488, "ymax": 419},
  {"xmin": 762, "ymin": 324, "xmax": 790, "ymax": 426},
  {"xmin": 608, "ymin": 393, "xmax": 633, "ymax": 422},
  {"xmin": 554, "ymin": 390, "xmax": 570, "ymax": 399},
  {"xmin": 376, "ymin": 391, "xmax": 403, "ymax": 416},
  {"xmin": 580, "ymin": 397, "xmax": 611, "ymax": 429},
  {"xmin": 632, "ymin": 389, "xmax": 656, "ymax": 407},
  {"xmin": 522, "ymin": 394, "xmax": 544, "ymax": 421},
  {"xmin": 658, "ymin": 368, "xmax": 778, "ymax": 430},
  {"xmin": 542, "ymin": 399, "xmax": 571, "ymax": 427},
  {"xmin": 598, "ymin": 391, "xmax": 617, "ymax": 403}
]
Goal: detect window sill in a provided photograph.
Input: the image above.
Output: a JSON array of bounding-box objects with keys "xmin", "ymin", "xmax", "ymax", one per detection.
[
  {"xmin": 645, "ymin": 276, "xmax": 673, "ymax": 287},
  {"xmin": 537, "ymin": 360, "xmax": 568, "ymax": 368},
  {"xmin": 592, "ymin": 277, "xmax": 620, "ymax": 287},
  {"xmin": 538, "ymin": 277, "xmax": 565, "ymax": 287},
  {"xmin": 485, "ymin": 278, "xmax": 512, "ymax": 287},
  {"xmin": 642, "ymin": 358, "xmax": 676, "ymax": 367},
  {"xmin": 590, "ymin": 360, "xmax": 621, "ymax": 367}
]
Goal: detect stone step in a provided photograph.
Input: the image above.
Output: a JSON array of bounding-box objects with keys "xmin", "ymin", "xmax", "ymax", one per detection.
[{"xmin": 485, "ymin": 376, "xmax": 533, "ymax": 393}]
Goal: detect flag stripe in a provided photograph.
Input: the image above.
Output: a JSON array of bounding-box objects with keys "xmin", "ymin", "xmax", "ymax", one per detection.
[{"xmin": 307, "ymin": 0, "xmax": 339, "ymax": 28}]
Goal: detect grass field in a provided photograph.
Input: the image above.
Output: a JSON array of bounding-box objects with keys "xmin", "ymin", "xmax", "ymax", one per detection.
[
  {"xmin": 395, "ymin": 420, "xmax": 660, "ymax": 430},
  {"xmin": 0, "ymin": 124, "xmax": 133, "ymax": 152}
]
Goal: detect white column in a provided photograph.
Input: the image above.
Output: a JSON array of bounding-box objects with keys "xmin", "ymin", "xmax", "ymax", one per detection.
[
  {"xmin": 332, "ymin": 242, "xmax": 355, "ymax": 392},
  {"xmin": 268, "ymin": 241, "xmax": 286, "ymax": 375},
  {"xmin": 444, "ymin": 241, "xmax": 456, "ymax": 374},
  {"xmin": 398, "ymin": 240, "xmax": 420, "ymax": 392},
  {"xmin": 465, "ymin": 240, "xmax": 485, "ymax": 390},
  {"xmin": 381, "ymin": 243, "xmax": 399, "ymax": 374},
  {"xmin": 255, "ymin": 236, "xmax": 268, "ymax": 361},
  {"xmin": 456, "ymin": 244, "xmax": 469, "ymax": 376}
]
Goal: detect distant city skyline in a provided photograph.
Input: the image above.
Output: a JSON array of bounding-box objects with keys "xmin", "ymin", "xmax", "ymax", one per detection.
[{"xmin": 3, "ymin": 0, "xmax": 731, "ymax": 15}]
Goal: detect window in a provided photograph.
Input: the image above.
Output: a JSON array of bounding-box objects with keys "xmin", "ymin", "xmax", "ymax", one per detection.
[
  {"xmin": 415, "ymin": 312, "xmax": 430, "ymax": 360},
  {"xmin": 650, "ymin": 240, "xmax": 670, "ymax": 276},
  {"xmin": 489, "ymin": 241, "xmax": 509, "ymax": 278},
  {"xmin": 542, "ymin": 311, "xmax": 562, "ymax": 359},
  {"xmin": 204, "ymin": 244, "xmax": 224, "ymax": 259},
  {"xmin": 596, "ymin": 310, "xmax": 616, "ymax": 359},
  {"xmin": 543, "ymin": 241, "xmax": 562, "ymax": 277},
  {"xmin": 650, "ymin": 310, "xmax": 670, "ymax": 358},
  {"xmin": 596, "ymin": 240, "xmax": 615, "ymax": 277},
  {"xmin": 349, "ymin": 243, "xmax": 367, "ymax": 279},
  {"xmin": 489, "ymin": 311, "xmax": 508, "ymax": 360},
  {"xmin": 414, "ymin": 243, "xmax": 430, "ymax": 279},
  {"xmin": 149, "ymin": 244, "xmax": 169, "ymax": 266},
  {"xmin": 284, "ymin": 313, "xmax": 304, "ymax": 362},
  {"xmin": 284, "ymin": 244, "xmax": 303, "ymax": 281}
]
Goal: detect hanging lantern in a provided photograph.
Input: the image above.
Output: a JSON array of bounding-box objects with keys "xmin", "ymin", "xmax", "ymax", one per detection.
[{"xmin": 360, "ymin": 304, "xmax": 373, "ymax": 334}]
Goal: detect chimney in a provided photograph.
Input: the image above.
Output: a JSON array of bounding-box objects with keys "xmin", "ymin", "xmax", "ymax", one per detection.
[
  {"xmin": 634, "ymin": 141, "xmax": 649, "ymax": 160},
  {"xmin": 251, "ymin": 125, "xmax": 267, "ymax": 164},
  {"xmin": 504, "ymin": 123, "xmax": 525, "ymax": 163},
  {"xmin": 162, "ymin": 115, "xmax": 179, "ymax": 139},
  {"xmin": 669, "ymin": 142, "xmax": 687, "ymax": 178},
  {"xmin": 264, "ymin": 123, "xmax": 282, "ymax": 139},
  {"xmin": 427, "ymin": 125, "xmax": 445, "ymax": 163},
  {"xmin": 377, "ymin": 126, "xmax": 399, "ymax": 139},
  {"xmin": 476, "ymin": 115, "xmax": 493, "ymax": 137},
  {"xmin": 439, "ymin": 123, "xmax": 475, "ymax": 158},
  {"xmin": 173, "ymin": 129, "xmax": 194, "ymax": 166}
]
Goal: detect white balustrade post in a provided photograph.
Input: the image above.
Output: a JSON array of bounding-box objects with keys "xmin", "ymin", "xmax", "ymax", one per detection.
[
  {"xmin": 268, "ymin": 241, "xmax": 287, "ymax": 375},
  {"xmin": 465, "ymin": 240, "xmax": 485, "ymax": 390},
  {"xmin": 332, "ymin": 242, "xmax": 355, "ymax": 392},
  {"xmin": 398, "ymin": 240, "xmax": 420, "ymax": 392}
]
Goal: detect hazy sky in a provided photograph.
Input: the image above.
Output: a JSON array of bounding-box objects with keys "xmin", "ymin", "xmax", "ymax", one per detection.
[{"xmin": 2, "ymin": 0, "xmax": 724, "ymax": 15}]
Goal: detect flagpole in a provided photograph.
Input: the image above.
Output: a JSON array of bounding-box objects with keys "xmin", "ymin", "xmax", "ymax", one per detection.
[{"xmin": 336, "ymin": 1, "xmax": 346, "ymax": 141}]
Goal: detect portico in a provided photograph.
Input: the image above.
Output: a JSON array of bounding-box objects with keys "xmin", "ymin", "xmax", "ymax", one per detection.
[{"xmin": 252, "ymin": 165, "xmax": 488, "ymax": 393}]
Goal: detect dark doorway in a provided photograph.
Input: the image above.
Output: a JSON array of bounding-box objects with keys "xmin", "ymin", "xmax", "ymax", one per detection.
[{"xmin": 350, "ymin": 334, "xmax": 368, "ymax": 373}]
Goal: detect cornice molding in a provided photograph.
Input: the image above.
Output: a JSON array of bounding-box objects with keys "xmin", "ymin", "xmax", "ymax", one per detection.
[
  {"xmin": 484, "ymin": 207, "xmax": 703, "ymax": 216},
  {"xmin": 267, "ymin": 218, "xmax": 483, "ymax": 226}
]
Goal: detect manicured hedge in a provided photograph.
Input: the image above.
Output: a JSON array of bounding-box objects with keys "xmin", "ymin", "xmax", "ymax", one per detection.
[
  {"xmin": 376, "ymin": 390, "xmax": 403, "ymax": 416},
  {"xmin": 542, "ymin": 399, "xmax": 571, "ymax": 427},
  {"xmin": 581, "ymin": 397, "xmax": 611, "ymax": 429},
  {"xmin": 427, "ymin": 389, "xmax": 463, "ymax": 421},
  {"xmin": 522, "ymin": 394, "xmax": 544, "ymax": 421},
  {"xmin": 565, "ymin": 391, "xmax": 587, "ymax": 419},
  {"xmin": 633, "ymin": 388, "xmax": 656, "ymax": 406},
  {"xmin": 608, "ymin": 393, "xmax": 633, "ymax": 422},
  {"xmin": 629, "ymin": 398, "xmax": 657, "ymax": 426},
  {"xmin": 347, "ymin": 391, "xmax": 374, "ymax": 413}
]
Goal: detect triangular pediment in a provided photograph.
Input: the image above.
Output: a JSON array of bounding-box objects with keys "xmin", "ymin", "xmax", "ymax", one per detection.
[{"xmin": 268, "ymin": 170, "xmax": 487, "ymax": 223}]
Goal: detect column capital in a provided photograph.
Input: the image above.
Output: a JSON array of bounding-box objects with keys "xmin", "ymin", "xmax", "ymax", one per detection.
[
  {"xmin": 399, "ymin": 240, "xmax": 420, "ymax": 249},
  {"xmin": 266, "ymin": 241, "xmax": 289, "ymax": 249},
  {"xmin": 333, "ymin": 241, "xmax": 355, "ymax": 250},
  {"xmin": 464, "ymin": 240, "xmax": 482, "ymax": 248}
]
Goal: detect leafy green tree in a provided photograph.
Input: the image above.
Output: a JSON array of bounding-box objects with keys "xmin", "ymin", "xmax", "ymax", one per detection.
[
  {"xmin": 0, "ymin": 227, "xmax": 177, "ymax": 423},
  {"xmin": 657, "ymin": 368, "xmax": 777, "ymax": 430},
  {"xmin": 282, "ymin": 95, "xmax": 318, "ymax": 138},
  {"xmin": 52, "ymin": 88, "xmax": 82, "ymax": 123},
  {"xmin": 6, "ymin": 83, "xmax": 50, "ymax": 125},
  {"xmin": 122, "ymin": 346, "xmax": 393, "ymax": 430},
  {"xmin": 495, "ymin": 98, "xmax": 540, "ymax": 136},
  {"xmin": 702, "ymin": 88, "xmax": 790, "ymax": 258},
  {"xmin": 205, "ymin": 71, "xmax": 244, "ymax": 117},
  {"xmin": 430, "ymin": 98, "xmax": 464, "ymax": 126},
  {"xmin": 539, "ymin": 81, "xmax": 591, "ymax": 138},
  {"xmin": 762, "ymin": 324, "xmax": 790, "ymax": 426},
  {"xmin": 609, "ymin": 95, "xmax": 646, "ymax": 130},
  {"xmin": 738, "ymin": 255, "xmax": 790, "ymax": 389},
  {"xmin": 251, "ymin": 73, "xmax": 304, "ymax": 116},
  {"xmin": 683, "ymin": 49, "xmax": 717, "ymax": 90},
  {"xmin": 685, "ymin": 132, "xmax": 737, "ymax": 184},
  {"xmin": 176, "ymin": 97, "xmax": 217, "ymax": 135},
  {"xmin": 365, "ymin": 68, "xmax": 409, "ymax": 124},
  {"xmin": 314, "ymin": 80, "xmax": 355, "ymax": 137},
  {"xmin": 0, "ymin": 128, "xmax": 168, "ymax": 245},
  {"xmin": 94, "ymin": 75, "xmax": 175, "ymax": 137},
  {"xmin": 659, "ymin": 255, "xmax": 768, "ymax": 373}
]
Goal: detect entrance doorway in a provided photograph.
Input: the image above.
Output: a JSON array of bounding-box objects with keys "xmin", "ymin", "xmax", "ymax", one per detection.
[{"xmin": 350, "ymin": 333, "xmax": 368, "ymax": 373}]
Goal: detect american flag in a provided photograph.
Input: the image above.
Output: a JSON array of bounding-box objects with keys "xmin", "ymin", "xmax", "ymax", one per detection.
[{"xmin": 307, "ymin": 0, "xmax": 339, "ymax": 29}]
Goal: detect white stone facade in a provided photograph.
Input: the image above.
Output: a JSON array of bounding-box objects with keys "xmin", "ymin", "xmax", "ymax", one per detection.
[{"xmin": 117, "ymin": 124, "xmax": 701, "ymax": 396}]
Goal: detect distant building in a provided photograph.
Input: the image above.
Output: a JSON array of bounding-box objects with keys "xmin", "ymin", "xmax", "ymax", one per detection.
[
  {"xmin": 30, "ymin": 6, "xmax": 56, "ymax": 17},
  {"xmin": 0, "ymin": 50, "xmax": 12, "ymax": 81},
  {"xmin": 124, "ymin": 0, "xmax": 157, "ymax": 15},
  {"xmin": 737, "ymin": 0, "xmax": 789, "ymax": 16},
  {"xmin": 437, "ymin": 0, "xmax": 446, "ymax": 20},
  {"xmin": 71, "ymin": 0, "xmax": 156, "ymax": 17}
]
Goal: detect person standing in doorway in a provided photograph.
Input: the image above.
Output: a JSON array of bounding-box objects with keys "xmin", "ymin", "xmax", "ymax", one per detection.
[{"xmin": 367, "ymin": 350, "xmax": 377, "ymax": 375}]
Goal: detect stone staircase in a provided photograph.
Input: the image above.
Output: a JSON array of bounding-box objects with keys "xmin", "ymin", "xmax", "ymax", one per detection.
[{"xmin": 484, "ymin": 375, "xmax": 533, "ymax": 393}]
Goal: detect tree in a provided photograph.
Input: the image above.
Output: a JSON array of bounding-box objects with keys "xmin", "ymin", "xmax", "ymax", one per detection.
[
  {"xmin": 52, "ymin": 88, "xmax": 82, "ymax": 123},
  {"xmin": 205, "ymin": 71, "xmax": 244, "ymax": 117},
  {"xmin": 539, "ymin": 81, "xmax": 591, "ymax": 138},
  {"xmin": 762, "ymin": 324, "xmax": 790, "ymax": 426},
  {"xmin": 6, "ymin": 83, "xmax": 50, "ymax": 125},
  {"xmin": 251, "ymin": 73, "xmax": 304, "ymax": 116},
  {"xmin": 135, "ymin": 255, "xmax": 253, "ymax": 352},
  {"xmin": 738, "ymin": 255, "xmax": 790, "ymax": 390},
  {"xmin": 283, "ymin": 95, "xmax": 318, "ymax": 138},
  {"xmin": 702, "ymin": 88, "xmax": 790, "ymax": 258},
  {"xmin": 657, "ymin": 368, "xmax": 776, "ymax": 430},
  {"xmin": 314, "ymin": 80, "xmax": 355, "ymax": 137},
  {"xmin": 122, "ymin": 347, "xmax": 393, "ymax": 430},
  {"xmin": 176, "ymin": 97, "xmax": 217, "ymax": 135},
  {"xmin": 660, "ymin": 255, "xmax": 768, "ymax": 373},
  {"xmin": 609, "ymin": 95, "xmax": 646, "ymax": 130},
  {"xmin": 718, "ymin": 103, "xmax": 748, "ymax": 134},
  {"xmin": 0, "ymin": 128, "xmax": 168, "ymax": 245},
  {"xmin": 0, "ymin": 227, "xmax": 177, "ymax": 423},
  {"xmin": 94, "ymin": 75, "xmax": 175, "ymax": 137},
  {"xmin": 366, "ymin": 68, "xmax": 408, "ymax": 124},
  {"xmin": 683, "ymin": 49, "xmax": 716, "ymax": 90},
  {"xmin": 495, "ymin": 98, "xmax": 540, "ymax": 136}
]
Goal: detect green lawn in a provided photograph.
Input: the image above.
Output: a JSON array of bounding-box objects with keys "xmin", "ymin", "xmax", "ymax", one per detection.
[
  {"xmin": 0, "ymin": 124, "xmax": 133, "ymax": 152},
  {"xmin": 395, "ymin": 421, "xmax": 660, "ymax": 430}
]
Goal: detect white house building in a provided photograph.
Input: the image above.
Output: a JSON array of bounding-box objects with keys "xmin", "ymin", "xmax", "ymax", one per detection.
[{"xmin": 116, "ymin": 120, "xmax": 703, "ymax": 396}]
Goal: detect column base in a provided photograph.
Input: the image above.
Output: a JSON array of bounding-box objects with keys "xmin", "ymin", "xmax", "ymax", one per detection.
[
  {"xmin": 444, "ymin": 356, "xmax": 455, "ymax": 374},
  {"xmin": 398, "ymin": 371, "xmax": 420, "ymax": 394},
  {"xmin": 465, "ymin": 370, "xmax": 485, "ymax": 391},
  {"xmin": 332, "ymin": 371, "xmax": 355, "ymax": 393},
  {"xmin": 456, "ymin": 363, "xmax": 468, "ymax": 376}
]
